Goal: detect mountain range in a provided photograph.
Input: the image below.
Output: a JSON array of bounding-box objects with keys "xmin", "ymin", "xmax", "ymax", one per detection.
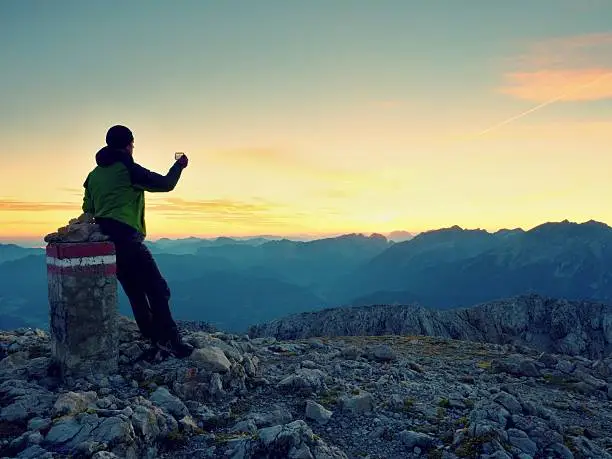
[
  {"xmin": 2, "ymin": 220, "xmax": 612, "ymax": 332},
  {"xmin": 0, "ymin": 243, "xmax": 43, "ymax": 264}
]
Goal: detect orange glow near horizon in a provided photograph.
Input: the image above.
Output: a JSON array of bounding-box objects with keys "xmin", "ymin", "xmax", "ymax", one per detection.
[{"xmin": 2, "ymin": 115, "xmax": 612, "ymax": 241}]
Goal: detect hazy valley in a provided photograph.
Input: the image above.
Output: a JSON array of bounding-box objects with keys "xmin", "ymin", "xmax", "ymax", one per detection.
[{"xmin": 3, "ymin": 220, "xmax": 612, "ymax": 334}]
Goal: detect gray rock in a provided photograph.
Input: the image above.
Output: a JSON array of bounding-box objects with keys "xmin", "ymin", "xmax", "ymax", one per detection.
[
  {"xmin": 0, "ymin": 381, "xmax": 55, "ymax": 422},
  {"xmin": 301, "ymin": 360, "xmax": 318, "ymax": 369},
  {"xmin": 93, "ymin": 416, "xmax": 136, "ymax": 447},
  {"xmin": 518, "ymin": 359, "xmax": 540, "ymax": 377},
  {"xmin": 243, "ymin": 355, "xmax": 258, "ymax": 376},
  {"xmin": 305, "ymin": 400, "xmax": 333, "ymax": 425},
  {"xmin": 339, "ymin": 392, "xmax": 374, "ymax": 414},
  {"xmin": 92, "ymin": 452, "xmax": 121, "ymax": 459},
  {"xmin": 27, "ymin": 431, "xmax": 43, "ymax": 445},
  {"xmin": 545, "ymin": 442, "xmax": 575, "ymax": 459},
  {"xmin": 566, "ymin": 435, "xmax": 612, "ymax": 459},
  {"xmin": 190, "ymin": 346, "xmax": 231, "ymax": 373},
  {"xmin": 492, "ymin": 392, "xmax": 523, "ymax": 414},
  {"xmin": 178, "ymin": 415, "xmax": 199, "ymax": 434},
  {"xmin": 537, "ymin": 352, "xmax": 558, "ymax": 367},
  {"xmin": 248, "ymin": 405, "xmax": 293, "ymax": 428},
  {"xmin": 52, "ymin": 391, "xmax": 97, "ymax": 416},
  {"xmin": 340, "ymin": 346, "xmax": 362, "ymax": 360},
  {"xmin": 209, "ymin": 372, "xmax": 224, "ymax": 397},
  {"xmin": 470, "ymin": 400, "xmax": 511, "ymax": 428},
  {"xmin": 16, "ymin": 445, "xmax": 53, "ymax": 459},
  {"xmin": 27, "ymin": 417, "xmax": 51, "ymax": 432},
  {"xmin": 121, "ymin": 343, "xmax": 143, "ymax": 361},
  {"xmin": 368, "ymin": 345, "xmax": 397, "ymax": 362},
  {"xmin": 507, "ymin": 428, "xmax": 537, "ymax": 456},
  {"xmin": 556, "ymin": 359, "xmax": 576, "ymax": 374},
  {"xmin": 233, "ymin": 420, "xmax": 348, "ymax": 459},
  {"xmin": 398, "ymin": 430, "xmax": 434, "ymax": 450},
  {"xmin": 571, "ymin": 381, "xmax": 598, "ymax": 395},
  {"xmin": 130, "ymin": 405, "xmax": 161, "ymax": 442},
  {"xmin": 150, "ymin": 387, "xmax": 190, "ymax": 419},
  {"xmin": 278, "ymin": 368, "xmax": 328, "ymax": 394},
  {"xmin": 484, "ymin": 452, "xmax": 512, "ymax": 459},
  {"xmin": 45, "ymin": 414, "xmax": 98, "ymax": 446},
  {"xmin": 231, "ymin": 419, "xmax": 258, "ymax": 434},
  {"xmin": 574, "ymin": 370, "xmax": 607, "ymax": 390}
]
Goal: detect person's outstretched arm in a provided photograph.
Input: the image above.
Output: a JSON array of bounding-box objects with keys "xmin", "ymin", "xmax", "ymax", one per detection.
[{"xmin": 129, "ymin": 155, "xmax": 188, "ymax": 192}]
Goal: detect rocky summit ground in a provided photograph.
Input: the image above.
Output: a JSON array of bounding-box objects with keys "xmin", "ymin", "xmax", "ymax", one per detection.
[{"xmin": 1, "ymin": 316, "xmax": 612, "ymax": 459}]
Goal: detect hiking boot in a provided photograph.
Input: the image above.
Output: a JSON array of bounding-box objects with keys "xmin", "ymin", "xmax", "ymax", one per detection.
[{"xmin": 156, "ymin": 338, "xmax": 194, "ymax": 358}]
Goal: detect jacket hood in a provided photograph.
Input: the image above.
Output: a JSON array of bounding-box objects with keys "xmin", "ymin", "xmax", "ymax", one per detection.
[{"xmin": 95, "ymin": 146, "xmax": 133, "ymax": 167}]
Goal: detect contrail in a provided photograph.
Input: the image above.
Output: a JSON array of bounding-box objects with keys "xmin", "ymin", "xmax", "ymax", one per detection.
[{"xmin": 474, "ymin": 71, "xmax": 612, "ymax": 137}]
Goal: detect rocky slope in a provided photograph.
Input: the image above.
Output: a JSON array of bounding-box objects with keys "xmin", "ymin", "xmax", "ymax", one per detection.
[
  {"xmin": 249, "ymin": 294, "xmax": 612, "ymax": 359},
  {"xmin": 1, "ymin": 313, "xmax": 612, "ymax": 458}
]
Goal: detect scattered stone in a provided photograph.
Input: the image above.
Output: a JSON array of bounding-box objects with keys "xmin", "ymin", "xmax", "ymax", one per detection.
[
  {"xmin": 339, "ymin": 392, "xmax": 374, "ymax": 414},
  {"xmin": 305, "ymin": 400, "xmax": 333, "ymax": 425},
  {"xmin": 398, "ymin": 430, "xmax": 435, "ymax": 450},
  {"xmin": 507, "ymin": 428, "xmax": 537, "ymax": 456},
  {"xmin": 190, "ymin": 347, "xmax": 231, "ymax": 373},
  {"xmin": 278, "ymin": 368, "xmax": 328, "ymax": 394},
  {"xmin": 492, "ymin": 392, "xmax": 523, "ymax": 415},
  {"xmin": 52, "ymin": 390, "xmax": 97, "ymax": 416},
  {"xmin": 248, "ymin": 405, "xmax": 293, "ymax": 428},
  {"xmin": 2, "ymin": 314, "xmax": 612, "ymax": 459},
  {"xmin": 367, "ymin": 345, "xmax": 397, "ymax": 362},
  {"xmin": 150, "ymin": 387, "xmax": 190, "ymax": 419},
  {"xmin": 230, "ymin": 419, "xmax": 257, "ymax": 434},
  {"xmin": 227, "ymin": 420, "xmax": 348, "ymax": 459},
  {"xmin": 43, "ymin": 213, "xmax": 109, "ymax": 243}
]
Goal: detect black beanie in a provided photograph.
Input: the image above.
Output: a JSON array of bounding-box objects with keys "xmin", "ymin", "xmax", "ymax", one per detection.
[{"xmin": 106, "ymin": 125, "xmax": 134, "ymax": 149}]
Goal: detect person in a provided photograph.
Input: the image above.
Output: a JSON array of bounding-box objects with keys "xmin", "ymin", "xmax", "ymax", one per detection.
[{"xmin": 81, "ymin": 124, "xmax": 194, "ymax": 358}]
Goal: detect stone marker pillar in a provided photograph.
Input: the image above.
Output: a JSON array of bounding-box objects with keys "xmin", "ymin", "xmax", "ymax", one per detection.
[{"xmin": 46, "ymin": 241, "xmax": 119, "ymax": 379}]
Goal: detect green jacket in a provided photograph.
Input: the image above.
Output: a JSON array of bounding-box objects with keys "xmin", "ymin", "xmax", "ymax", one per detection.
[{"xmin": 82, "ymin": 146, "xmax": 183, "ymax": 239}]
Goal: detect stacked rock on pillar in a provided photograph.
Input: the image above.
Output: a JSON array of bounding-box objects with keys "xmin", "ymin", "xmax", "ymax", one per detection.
[{"xmin": 46, "ymin": 241, "xmax": 119, "ymax": 379}]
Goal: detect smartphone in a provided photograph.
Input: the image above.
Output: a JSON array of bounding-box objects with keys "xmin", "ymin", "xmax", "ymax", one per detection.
[{"xmin": 175, "ymin": 152, "xmax": 185, "ymax": 160}]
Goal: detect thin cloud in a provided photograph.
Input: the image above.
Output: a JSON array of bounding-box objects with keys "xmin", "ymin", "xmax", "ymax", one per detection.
[
  {"xmin": 148, "ymin": 198, "xmax": 344, "ymax": 227},
  {"xmin": 500, "ymin": 33, "xmax": 612, "ymax": 102},
  {"xmin": 500, "ymin": 69, "xmax": 612, "ymax": 102},
  {"xmin": 0, "ymin": 220, "xmax": 50, "ymax": 225},
  {"xmin": 0, "ymin": 199, "xmax": 79, "ymax": 212},
  {"xmin": 147, "ymin": 197, "xmax": 286, "ymax": 222}
]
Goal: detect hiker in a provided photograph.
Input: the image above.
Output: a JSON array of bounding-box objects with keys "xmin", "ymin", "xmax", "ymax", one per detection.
[{"xmin": 81, "ymin": 125, "xmax": 193, "ymax": 358}]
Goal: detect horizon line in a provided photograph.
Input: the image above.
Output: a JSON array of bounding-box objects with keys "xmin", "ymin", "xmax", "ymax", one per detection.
[{"xmin": 0, "ymin": 218, "xmax": 608, "ymax": 245}]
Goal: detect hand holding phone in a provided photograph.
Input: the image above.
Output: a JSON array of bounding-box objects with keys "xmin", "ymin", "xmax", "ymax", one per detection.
[{"xmin": 175, "ymin": 152, "xmax": 188, "ymax": 168}]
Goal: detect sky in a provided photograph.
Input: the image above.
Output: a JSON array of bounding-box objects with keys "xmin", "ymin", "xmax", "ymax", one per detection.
[{"xmin": 1, "ymin": 0, "xmax": 612, "ymax": 243}]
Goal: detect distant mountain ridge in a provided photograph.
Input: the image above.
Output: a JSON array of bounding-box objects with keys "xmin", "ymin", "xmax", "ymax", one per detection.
[
  {"xmin": 0, "ymin": 243, "xmax": 43, "ymax": 264},
  {"xmin": 248, "ymin": 294, "xmax": 612, "ymax": 359},
  {"xmin": 328, "ymin": 219, "xmax": 612, "ymax": 308}
]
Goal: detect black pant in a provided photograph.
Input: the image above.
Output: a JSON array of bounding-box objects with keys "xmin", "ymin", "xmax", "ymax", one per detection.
[{"xmin": 114, "ymin": 241, "xmax": 179, "ymax": 343}]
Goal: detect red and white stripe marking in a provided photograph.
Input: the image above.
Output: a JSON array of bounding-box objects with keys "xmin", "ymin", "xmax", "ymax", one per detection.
[{"xmin": 46, "ymin": 242, "xmax": 116, "ymax": 275}]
